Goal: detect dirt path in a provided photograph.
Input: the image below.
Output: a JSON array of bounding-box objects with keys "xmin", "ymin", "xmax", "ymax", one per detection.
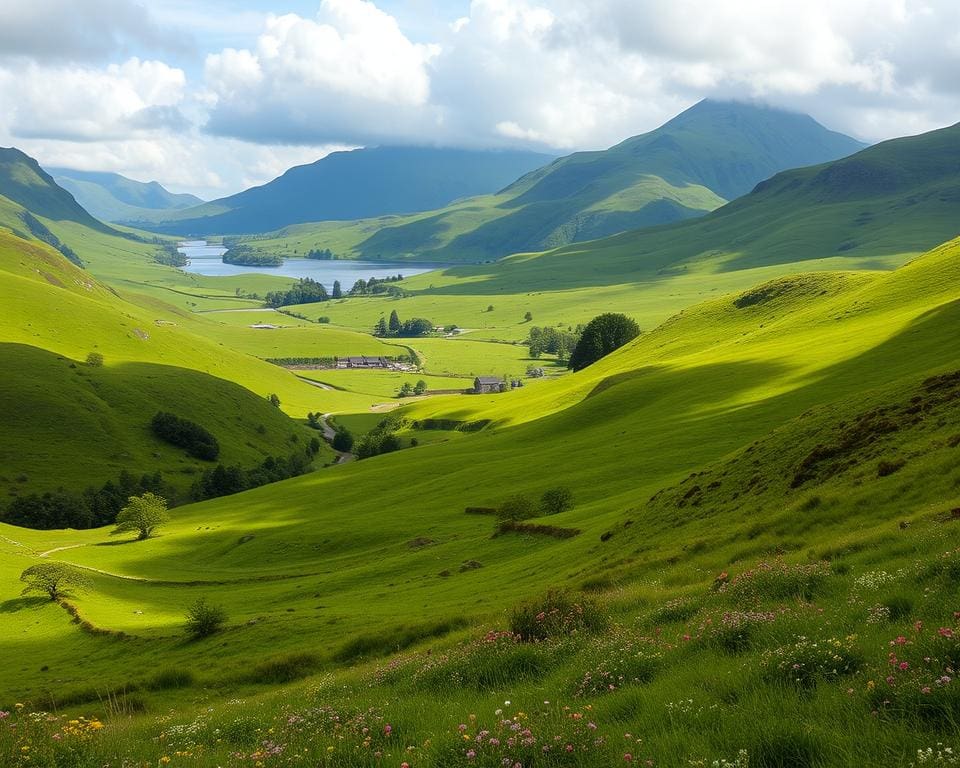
[
  {"xmin": 319, "ymin": 413, "xmax": 356, "ymax": 464},
  {"xmin": 296, "ymin": 375, "xmax": 335, "ymax": 391},
  {"xmin": 38, "ymin": 544, "xmax": 86, "ymax": 558}
]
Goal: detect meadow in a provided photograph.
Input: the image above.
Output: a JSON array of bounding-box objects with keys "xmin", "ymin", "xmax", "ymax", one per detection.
[{"xmin": 2, "ymin": 234, "xmax": 960, "ymax": 765}]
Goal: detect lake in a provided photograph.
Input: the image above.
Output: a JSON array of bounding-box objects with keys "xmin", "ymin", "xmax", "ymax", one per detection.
[{"xmin": 178, "ymin": 241, "xmax": 439, "ymax": 289}]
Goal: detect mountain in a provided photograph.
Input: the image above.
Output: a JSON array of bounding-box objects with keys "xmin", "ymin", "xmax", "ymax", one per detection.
[
  {"xmin": 48, "ymin": 167, "xmax": 204, "ymax": 223},
  {"xmin": 126, "ymin": 146, "xmax": 555, "ymax": 235},
  {"xmin": 0, "ymin": 147, "xmax": 115, "ymax": 233},
  {"xmin": 244, "ymin": 100, "xmax": 867, "ymax": 263}
]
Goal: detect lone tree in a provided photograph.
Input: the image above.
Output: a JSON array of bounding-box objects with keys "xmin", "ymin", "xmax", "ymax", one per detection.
[
  {"xmin": 20, "ymin": 563, "xmax": 89, "ymax": 601},
  {"xmin": 541, "ymin": 486, "xmax": 574, "ymax": 515},
  {"xmin": 567, "ymin": 313, "xmax": 640, "ymax": 371},
  {"xmin": 113, "ymin": 492, "xmax": 169, "ymax": 540},
  {"xmin": 331, "ymin": 280, "xmax": 342, "ymax": 299},
  {"xmin": 267, "ymin": 393, "xmax": 281, "ymax": 408},
  {"xmin": 86, "ymin": 351, "xmax": 104, "ymax": 367},
  {"xmin": 413, "ymin": 379, "xmax": 428, "ymax": 395},
  {"xmin": 184, "ymin": 597, "xmax": 227, "ymax": 639}
]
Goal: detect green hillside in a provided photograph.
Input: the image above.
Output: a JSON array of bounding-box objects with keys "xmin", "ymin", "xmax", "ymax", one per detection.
[
  {"xmin": 245, "ymin": 100, "xmax": 864, "ymax": 262},
  {"xmin": 1, "ymin": 228, "xmax": 959, "ymax": 764},
  {"xmin": 0, "ymin": 148, "xmax": 117, "ymax": 233},
  {"xmin": 49, "ymin": 167, "xmax": 204, "ymax": 223},
  {"xmin": 127, "ymin": 146, "xmax": 554, "ymax": 235}
]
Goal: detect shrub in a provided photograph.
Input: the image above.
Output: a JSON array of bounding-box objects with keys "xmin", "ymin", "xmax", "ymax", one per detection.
[
  {"xmin": 498, "ymin": 494, "xmax": 537, "ymax": 520},
  {"xmin": 510, "ymin": 590, "xmax": 606, "ymax": 641},
  {"xmin": 151, "ymin": 411, "xmax": 220, "ymax": 461},
  {"xmin": 85, "ymin": 351, "xmax": 104, "ymax": 367},
  {"xmin": 540, "ymin": 486, "xmax": 574, "ymax": 515},
  {"xmin": 184, "ymin": 598, "xmax": 227, "ymax": 639},
  {"xmin": 567, "ymin": 313, "xmax": 641, "ymax": 371}
]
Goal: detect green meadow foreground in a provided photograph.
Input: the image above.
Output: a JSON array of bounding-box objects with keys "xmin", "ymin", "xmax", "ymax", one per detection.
[{"xmin": 3, "ymin": 231, "xmax": 960, "ymax": 765}]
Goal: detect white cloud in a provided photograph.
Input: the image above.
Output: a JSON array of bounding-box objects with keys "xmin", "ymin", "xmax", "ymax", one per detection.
[
  {"xmin": 2, "ymin": 58, "xmax": 186, "ymax": 142},
  {"xmin": 4, "ymin": 0, "xmax": 960, "ymax": 196}
]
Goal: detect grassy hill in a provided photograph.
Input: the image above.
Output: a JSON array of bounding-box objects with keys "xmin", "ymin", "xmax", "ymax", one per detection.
[
  {"xmin": 127, "ymin": 146, "xmax": 554, "ymax": 235},
  {"xmin": 0, "ymin": 148, "xmax": 118, "ymax": 234},
  {"xmin": 0, "ymin": 230, "xmax": 339, "ymax": 503},
  {"xmin": 1, "ymin": 229, "xmax": 959, "ymax": 764},
  {"xmin": 244, "ymin": 100, "xmax": 864, "ymax": 262},
  {"xmin": 49, "ymin": 167, "xmax": 204, "ymax": 223}
]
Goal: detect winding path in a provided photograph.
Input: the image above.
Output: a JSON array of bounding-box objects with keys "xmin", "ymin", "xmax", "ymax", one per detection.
[{"xmin": 319, "ymin": 413, "xmax": 356, "ymax": 464}]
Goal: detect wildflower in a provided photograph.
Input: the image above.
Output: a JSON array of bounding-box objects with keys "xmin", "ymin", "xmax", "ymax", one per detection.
[
  {"xmin": 466, "ymin": 749, "xmax": 476, "ymax": 760},
  {"xmin": 625, "ymin": 754, "xmax": 634, "ymax": 762},
  {"xmin": 938, "ymin": 627, "xmax": 955, "ymax": 638},
  {"xmin": 0, "ymin": 711, "xmax": 8, "ymax": 719},
  {"xmin": 384, "ymin": 724, "xmax": 392, "ymax": 736}
]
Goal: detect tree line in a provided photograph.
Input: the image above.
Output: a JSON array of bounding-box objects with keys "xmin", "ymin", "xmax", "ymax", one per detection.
[{"xmin": 374, "ymin": 309, "xmax": 432, "ymax": 337}]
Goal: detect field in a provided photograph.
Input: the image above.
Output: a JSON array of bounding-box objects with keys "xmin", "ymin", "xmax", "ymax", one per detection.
[{"xmin": 2, "ymin": 235, "xmax": 960, "ymax": 764}]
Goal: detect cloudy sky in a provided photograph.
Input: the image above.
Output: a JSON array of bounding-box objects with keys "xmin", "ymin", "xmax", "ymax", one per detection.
[{"xmin": 1, "ymin": 0, "xmax": 957, "ymax": 198}]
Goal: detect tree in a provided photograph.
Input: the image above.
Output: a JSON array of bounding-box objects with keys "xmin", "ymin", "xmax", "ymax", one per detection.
[
  {"xmin": 332, "ymin": 428, "xmax": 354, "ymax": 452},
  {"xmin": 113, "ymin": 492, "xmax": 169, "ymax": 540},
  {"xmin": 374, "ymin": 317, "xmax": 388, "ymax": 336},
  {"xmin": 86, "ymin": 351, "xmax": 104, "ymax": 367},
  {"xmin": 398, "ymin": 382, "xmax": 414, "ymax": 398},
  {"xmin": 388, "ymin": 309, "xmax": 401, "ymax": 333},
  {"xmin": 567, "ymin": 313, "xmax": 641, "ymax": 371},
  {"xmin": 399, "ymin": 317, "xmax": 433, "ymax": 337},
  {"xmin": 20, "ymin": 563, "xmax": 89, "ymax": 601},
  {"xmin": 331, "ymin": 280, "xmax": 342, "ymax": 299},
  {"xmin": 267, "ymin": 393, "xmax": 281, "ymax": 408},
  {"xmin": 540, "ymin": 487, "xmax": 574, "ymax": 515},
  {"xmin": 524, "ymin": 311, "xmax": 533, "ymax": 322},
  {"xmin": 487, "ymin": 305, "xmax": 494, "ymax": 312},
  {"xmin": 414, "ymin": 379, "xmax": 428, "ymax": 395},
  {"xmin": 184, "ymin": 598, "xmax": 227, "ymax": 639}
]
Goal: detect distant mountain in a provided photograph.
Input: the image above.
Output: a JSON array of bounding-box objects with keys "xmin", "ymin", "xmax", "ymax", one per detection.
[
  {"xmin": 0, "ymin": 148, "xmax": 115, "ymax": 233},
  {"xmin": 468, "ymin": 120, "xmax": 960, "ymax": 291},
  {"xmin": 48, "ymin": 168, "xmax": 204, "ymax": 223},
  {"xmin": 128, "ymin": 146, "xmax": 555, "ymax": 236},
  {"xmin": 244, "ymin": 100, "xmax": 867, "ymax": 263}
]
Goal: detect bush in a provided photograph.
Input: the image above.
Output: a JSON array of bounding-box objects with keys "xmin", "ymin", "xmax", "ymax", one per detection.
[
  {"xmin": 332, "ymin": 428, "xmax": 354, "ymax": 452},
  {"xmin": 184, "ymin": 598, "xmax": 227, "ymax": 639},
  {"xmin": 510, "ymin": 590, "xmax": 607, "ymax": 642},
  {"xmin": 498, "ymin": 494, "xmax": 537, "ymax": 520},
  {"xmin": 567, "ymin": 313, "xmax": 641, "ymax": 371},
  {"xmin": 573, "ymin": 633, "xmax": 661, "ymax": 697},
  {"xmin": 540, "ymin": 486, "xmax": 574, "ymax": 515},
  {"xmin": 151, "ymin": 411, "xmax": 220, "ymax": 461},
  {"xmin": 85, "ymin": 351, "xmax": 104, "ymax": 367}
]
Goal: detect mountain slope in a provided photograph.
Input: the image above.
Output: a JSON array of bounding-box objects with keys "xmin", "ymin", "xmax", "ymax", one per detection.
[
  {"xmin": 0, "ymin": 148, "xmax": 116, "ymax": 233},
  {"xmin": 49, "ymin": 167, "xmax": 203, "ymax": 223},
  {"xmin": 127, "ymin": 146, "xmax": 554, "ymax": 235},
  {"xmin": 246, "ymin": 100, "xmax": 865, "ymax": 262},
  {"xmin": 396, "ymin": 119, "xmax": 960, "ymax": 296}
]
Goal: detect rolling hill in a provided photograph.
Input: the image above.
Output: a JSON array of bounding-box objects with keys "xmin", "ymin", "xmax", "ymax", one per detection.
[
  {"xmin": 49, "ymin": 167, "xmax": 204, "ymax": 223},
  {"xmin": 0, "ymin": 147, "xmax": 117, "ymax": 233},
  {"xmin": 126, "ymin": 146, "xmax": 555, "ymax": 235},
  {"xmin": 243, "ymin": 100, "xmax": 865, "ymax": 262},
  {"xmin": 1, "ymin": 228, "xmax": 959, "ymax": 765}
]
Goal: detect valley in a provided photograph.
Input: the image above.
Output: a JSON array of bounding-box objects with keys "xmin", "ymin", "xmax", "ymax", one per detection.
[{"xmin": 1, "ymin": 65, "xmax": 959, "ymax": 768}]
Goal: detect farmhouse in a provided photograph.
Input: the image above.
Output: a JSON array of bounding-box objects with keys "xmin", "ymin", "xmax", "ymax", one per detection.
[
  {"xmin": 337, "ymin": 356, "xmax": 390, "ymax": 369},
  {"xmin": 474, "ymin": 376, "xmax": 505, "ymax": 394}
]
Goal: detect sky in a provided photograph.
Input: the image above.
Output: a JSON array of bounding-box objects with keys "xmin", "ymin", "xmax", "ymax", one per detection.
[{"xmin": 1, "ymin": 0, "xmax": 958, "ymax": 199}]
